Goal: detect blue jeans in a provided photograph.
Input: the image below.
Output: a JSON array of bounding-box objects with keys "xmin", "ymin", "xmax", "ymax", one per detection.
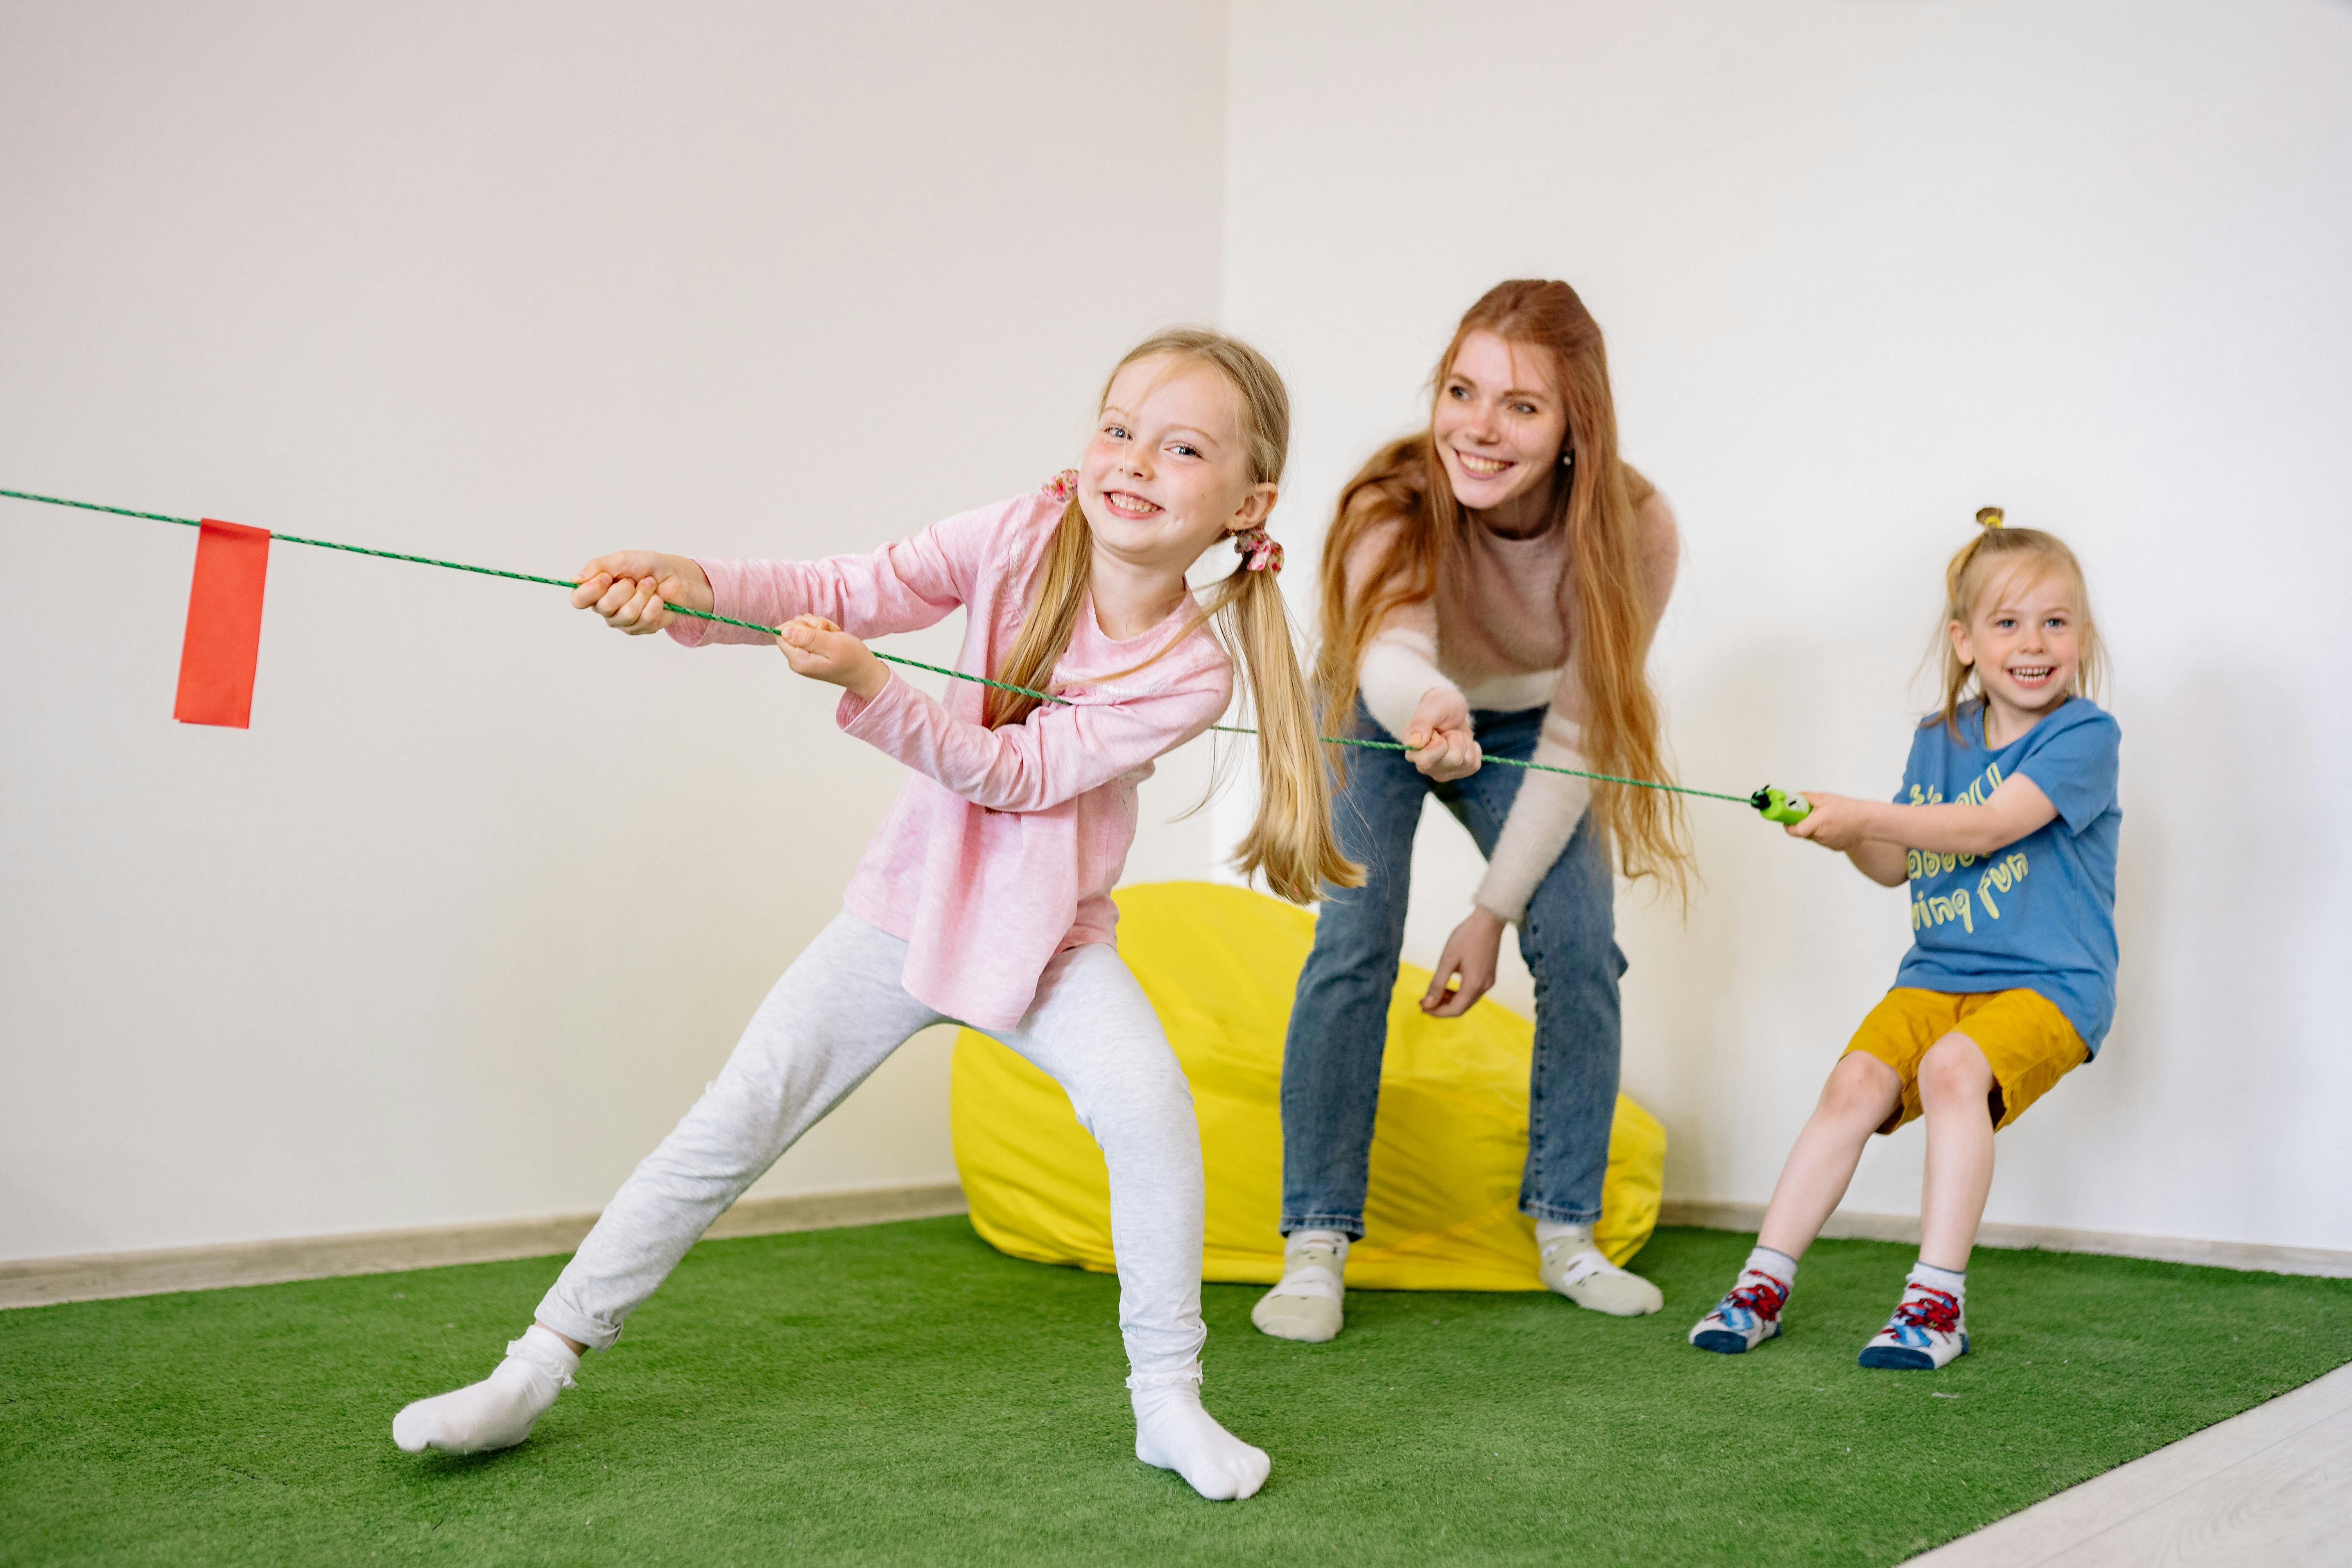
[{"xmin": 1280, "ymin": 701, "xmax": 1626, "ymax": 1236}]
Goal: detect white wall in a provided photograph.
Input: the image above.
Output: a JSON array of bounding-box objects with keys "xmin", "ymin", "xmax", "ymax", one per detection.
[
  {"xmin": 0, "ymin": 1, "xmax": 1230, "ymax": 1260},
  {"xmin": 1222, "ymin": 0, "xmax": 2352, "ymax": 1251},
  {"xmin": 9, "ymin": 0, "xmax": 2347, "ymax": 1266}
]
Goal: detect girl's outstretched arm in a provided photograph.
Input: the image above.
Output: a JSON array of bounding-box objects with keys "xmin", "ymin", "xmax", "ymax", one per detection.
[
  {"xmin": 1789, "ymin": 772, "xmax": 2060, "ymax": 879},
  {"xmin": 576, "ymin": 504, "xmax": 1014, "ymax": 648}
]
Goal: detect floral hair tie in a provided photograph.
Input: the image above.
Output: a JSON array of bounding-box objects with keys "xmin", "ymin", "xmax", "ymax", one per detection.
[
  {"xmin": 1233, "ymin": 527, "xmax": 1283, "ymax": 574},
  {"xmin": 1043, "ymin": 468, "xmax": 1081, "ymax": 502}
]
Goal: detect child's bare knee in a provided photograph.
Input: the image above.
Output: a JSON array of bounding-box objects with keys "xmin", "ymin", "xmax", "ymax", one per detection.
[
  {"xmin": 1821, "ymin": 1053, "xmax": 1898, "ymax": 1122},
  {"xmin": 1918, "ymin": 1034, "xmax": 1992, "ymax": 1105}
]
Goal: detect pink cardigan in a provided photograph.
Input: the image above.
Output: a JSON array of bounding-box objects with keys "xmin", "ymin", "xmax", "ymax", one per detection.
[{"xmin": 667, "ymin": 480, "xmax": 1233, "ymax": 1027}]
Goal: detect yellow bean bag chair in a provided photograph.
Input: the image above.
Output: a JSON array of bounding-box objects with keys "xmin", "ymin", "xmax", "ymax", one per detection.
[{"xmin": 952, "ymin": 880, "xmax": 1664, "ymax": 1291}]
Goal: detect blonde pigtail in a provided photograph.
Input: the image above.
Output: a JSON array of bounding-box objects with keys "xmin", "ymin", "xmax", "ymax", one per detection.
[
  {"xmin": 985, "ymin": 497, "xmax": 1093, "ymax": 729},
  {"xmin": 1214, "ymin": 565, "xmax": 1362, "ymax": 902}
]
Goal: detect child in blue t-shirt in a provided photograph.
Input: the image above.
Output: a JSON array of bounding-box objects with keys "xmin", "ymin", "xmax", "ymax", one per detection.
[{"xmin": 1690, "ymin": 511, "xmax": 2119, "ymax": 1370}]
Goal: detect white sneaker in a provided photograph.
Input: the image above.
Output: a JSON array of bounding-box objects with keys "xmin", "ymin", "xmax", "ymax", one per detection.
[
  {"xmin": 1858, "ymin": 1281, "xmax": 1968, "ymax": 1370},
  {"xmin": 1539, "ymin": 1239, "xmax": 1664, "ymax": 1317},
  {"xmin": 1251, "ymin": 1235, "xmax": 1346, "ymax": 1343}
]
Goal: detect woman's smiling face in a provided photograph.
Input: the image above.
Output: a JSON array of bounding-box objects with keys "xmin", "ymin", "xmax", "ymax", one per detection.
[
  {"xmin": 1431, "ymin": 330, "xmax": 1569, "ymax": 518},
  {"xmin": 1079, "ymin": 354, "xmax": 1273, "ymax": 573}
]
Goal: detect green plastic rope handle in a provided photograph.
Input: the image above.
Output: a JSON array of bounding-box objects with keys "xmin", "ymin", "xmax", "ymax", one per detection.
[
  {"xmin": 4, "ymin": 484, "xmax": 1799, "ymax": 815},
  {"xmin": 1750, "ymin": 786, "xmax": 1813, "ymax": 824}
]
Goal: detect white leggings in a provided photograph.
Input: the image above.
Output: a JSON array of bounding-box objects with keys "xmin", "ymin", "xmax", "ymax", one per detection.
[{"xmin": 536, "ymin": 910, "xmax": 1208, "ymax": 1379}]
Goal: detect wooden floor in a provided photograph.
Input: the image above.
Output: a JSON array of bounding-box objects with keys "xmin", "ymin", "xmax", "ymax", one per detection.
[{"xmin": 1915, "ymin": 1360, "xmax": 2352, "ymax": 1566}]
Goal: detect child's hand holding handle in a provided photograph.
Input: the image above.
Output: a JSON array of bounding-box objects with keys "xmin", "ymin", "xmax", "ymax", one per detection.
[
  {"xmin": 572, "ymin": 552, "xmax": 714, "ymax": 634},
  {"xmin": 1784, "ymin": 790, "xmax": 1867, "ymax": 850},
  {"xmin": 1784, "ymin": 790, "xmax": 1914, "ymax": 887}
]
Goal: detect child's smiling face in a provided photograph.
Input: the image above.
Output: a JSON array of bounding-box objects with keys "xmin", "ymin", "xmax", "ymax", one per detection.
[
  {"xmin": 1951, "ymin": 567, "xmax": 2082, "ymax": 726},
  {"xmin": 1079, "ymin": 355, "xmax": 1274, "ymax": 575}
]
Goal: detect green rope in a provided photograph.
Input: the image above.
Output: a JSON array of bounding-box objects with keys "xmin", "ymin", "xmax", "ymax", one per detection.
[{"xmin": 1, "ymin": 484, "xmax": 1755, "ymax": 803}]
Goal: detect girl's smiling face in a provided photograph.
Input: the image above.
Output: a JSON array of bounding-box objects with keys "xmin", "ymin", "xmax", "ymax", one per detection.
[
  {"xmin": 1431, "ymin": 329, "xmax": 1569, "ymax": 518},
  {"xmin": 1079, "ymin": 355, "xmax": 1275, "ymax": 575},
  {"xmin": 1951, "ymin": 568, "xmax": 2083, "ymax": 729}
]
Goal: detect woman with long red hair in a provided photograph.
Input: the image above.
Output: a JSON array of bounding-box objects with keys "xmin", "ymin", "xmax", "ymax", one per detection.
[{"xmin": 1254, "ymin": 280, "xmax": 1689, "ymax": 1342}]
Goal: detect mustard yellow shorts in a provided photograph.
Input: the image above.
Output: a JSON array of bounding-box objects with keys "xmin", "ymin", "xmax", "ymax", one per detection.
[{"xmin": 1844, "ymin": 988, "xmax": 2088, "ymax": 1135}]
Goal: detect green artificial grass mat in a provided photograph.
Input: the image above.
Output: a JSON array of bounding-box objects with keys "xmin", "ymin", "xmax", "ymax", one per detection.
[{"xmin": 3, "ymin": 1221, "xmax": 2348, "ymax": 1568}]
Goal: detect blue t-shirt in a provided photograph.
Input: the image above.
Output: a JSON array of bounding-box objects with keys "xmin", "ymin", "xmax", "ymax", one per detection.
[{"xmin": 1890, "ymin": 697, "xmax": 2122, "ymax": 1056}]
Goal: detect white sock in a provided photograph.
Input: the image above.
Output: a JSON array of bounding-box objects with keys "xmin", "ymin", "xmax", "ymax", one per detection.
[
  {"xmin": 1534, "ymin": 1220, "xmax": 1663, "ymax": 1317},
  {"xmin": 1911, "ymin": 1260, "xmax": 1966, "ymax": 1297},
  {"xmin": 1130, "ymin": 1367, "xmax": 1270, "ymax": 1501},
  {"xmin": 392, "ymin": 1325, "xmax": 579, "ymax": 1455},
  {"xmin": 1533, "ymin": 1220, "xmax": 1591, "ymax": 1249},
  {"xmin": 1285, "ymin": 1229, "xmax": 1349, "ymax": 1272},
  {"xmin": 1253, "ymin": 1230, "xmax": 1348, "ymax": 1344},
  {"xmin": 1748, "ymin": 1245, "xmax": 1800, "ymax": 1287}
]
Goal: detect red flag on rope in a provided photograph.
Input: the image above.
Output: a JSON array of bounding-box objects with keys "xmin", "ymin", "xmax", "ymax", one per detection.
[{"xmin": 173, "ymin": 518, "xmax": 271, "ymax": 728}]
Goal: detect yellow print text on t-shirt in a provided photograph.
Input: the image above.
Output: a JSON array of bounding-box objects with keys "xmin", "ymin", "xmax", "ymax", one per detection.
[{"xmin": 1908, "ymin": 760, "xmax": 2024, "ymax": 936}]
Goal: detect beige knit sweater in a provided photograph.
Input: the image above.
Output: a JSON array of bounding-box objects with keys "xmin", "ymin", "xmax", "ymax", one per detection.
[{"xmin": 1348, "ymin": 492, "xmax": 1679, "ymax": 921}]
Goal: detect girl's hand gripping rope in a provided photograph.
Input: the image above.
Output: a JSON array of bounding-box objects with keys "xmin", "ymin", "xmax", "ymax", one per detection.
[
  {"xmin": 571, "ymin": 552, "xmax": 714, "ymax": 634},
  {"xmin": 779, "ymin": 615, "xmax": 889, "ymax": 700}
]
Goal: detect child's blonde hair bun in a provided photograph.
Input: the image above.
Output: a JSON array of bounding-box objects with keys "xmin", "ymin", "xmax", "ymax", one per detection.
[{"xmin": 1976, "ymin": 506, "xmax": 2004, "ymax": 529}]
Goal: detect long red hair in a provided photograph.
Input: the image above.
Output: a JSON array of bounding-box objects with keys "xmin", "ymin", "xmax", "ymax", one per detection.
[{"xmin": 1312, "ymin": 279, "xmax": 1690, "ymax": 886}]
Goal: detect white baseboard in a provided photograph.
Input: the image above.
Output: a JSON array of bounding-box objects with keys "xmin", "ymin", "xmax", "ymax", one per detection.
[
  {"xmin": 0, "ymin": 1181, "xmax": 969, "ymax": 1310},
  {"xmin": 1659, "ymin": 1200, "xmax": 2352, "ymax": 1278},
  {"xmin": 13, "ymin": 1187, "xmax": 2341, "ymax": 1311}
]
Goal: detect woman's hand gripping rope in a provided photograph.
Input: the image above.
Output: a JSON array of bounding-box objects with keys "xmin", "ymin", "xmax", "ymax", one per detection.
[{"xmin": 1401, "ymin": 686, "xmax": 1481, "ymax": 782}]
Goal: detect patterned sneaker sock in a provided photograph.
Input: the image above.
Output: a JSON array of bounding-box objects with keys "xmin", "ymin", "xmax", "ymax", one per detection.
[
  {"xmin": 1688, "ymin": 1247, "xmax": 1797, "ymax": 1354},
  {"xmin": 1858, "ymin": 1263, "xmax": 1969, "ymax": 1370},
  {"xmin": 1251, "ymin": 1230, "xmax": 1347, "ymax": 1343},
  {"xmin": 1130, "ymin": 1366, "xmax": 1271, "ymax": 1500},
  {"xmin": 392, "ymin": 1325, "xmax": 578, "ymax": 1454},
  {"xmin": 1535, "ymin": 1221, "xmax": 1664, "ymax": 1317}
]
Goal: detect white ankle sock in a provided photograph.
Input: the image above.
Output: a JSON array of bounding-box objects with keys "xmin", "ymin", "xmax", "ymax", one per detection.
[
  {"xmin": 1129, "ymin": 1367, "xmax": 1270, "ymax": 1501},
  {"xmin": 1911, "ymin": 1260, "xmax": 1966, "ymax": 1296},
  {"xmin": 1285, "ymin": 1229, "xmax": 1349, "ymax": 1273},
  {"xmin": 392, "ymin": 1325, "xmax": 579, "ymax": 1455},
  {"xmin": 1533, "ymin": 1220, "xmax": 1591, "ymax": 1249},
  {"xmin": 1748, "ymin": 1245, "xmax": 1800, "ymax": 1287}
]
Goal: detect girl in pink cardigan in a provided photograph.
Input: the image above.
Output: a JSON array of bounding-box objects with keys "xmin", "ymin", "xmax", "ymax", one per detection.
[{"xmin": 391, "ymin": 330, "xmax": 1353, "ymax": 1502}]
